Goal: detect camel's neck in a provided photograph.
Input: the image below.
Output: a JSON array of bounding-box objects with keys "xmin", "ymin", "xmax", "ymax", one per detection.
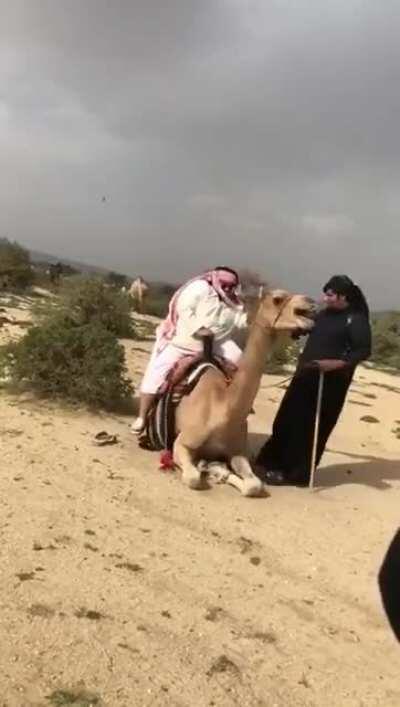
[{"xmin": 228, "ymin": 321, "xmax": 277, "ymax": 415}]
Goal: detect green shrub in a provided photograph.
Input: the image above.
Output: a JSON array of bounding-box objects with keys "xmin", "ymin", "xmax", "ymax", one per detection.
[
  {"xmin": 60, "ymin": 277, "xmax": 135, "ymax": 338},
  {"xmin": 371, "ymin": 312, "xmax": 400, "ymax": 369},
  {"xmin": 265, "ymin": 337, "xmax": 298, "ymax": 374},
  {"xmin": 4, "ymin": 315, "xmax": 133, "ymax": 408},
  {"xmin": 141, "ymin": 292, "xmax": 170, "ymax": 318},
  {"xmin": 140, "ymin": 283, "xmax": 176, "ymax": 318},
  {"xmin": 46, "ymin": 687, "xmax": 102, "ymax": 706},
  {"xmin": 0, "ymin": 239, "xmax": 34, "ymax": 289},
  {"xmin": 106, "ymin": 271, "xmax": 128, "ymax": 288}
]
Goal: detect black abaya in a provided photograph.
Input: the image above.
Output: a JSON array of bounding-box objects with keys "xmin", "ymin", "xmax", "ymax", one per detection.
[
  {"xmin": 256, "ymin": 307, "xmax": 371, "ymax": 484},
  {"xmin": 257, "ymin": 367, "xmax": 352, "ymax": 483}
]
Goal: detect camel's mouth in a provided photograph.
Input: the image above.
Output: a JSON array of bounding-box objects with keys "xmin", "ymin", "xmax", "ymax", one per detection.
[
  {"xmin": 294, "ymin": 307, "xmax": 312, "ymax": 318},
  {"xmin": 291, "ymin": 304, "xmax": 316, "ymax": 336},
  {"xmin": 294, "ymin": 296, "xmax": 317, "ymax": 321},
  {"xmin": 293, "ymin": 306, "xmax": 316, "ymax": 323},
  {"xmin": 289, "ymin": 312, "xmax": 314, "ymax": 339}
]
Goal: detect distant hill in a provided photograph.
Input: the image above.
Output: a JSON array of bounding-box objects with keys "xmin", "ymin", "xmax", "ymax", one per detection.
[
  {"xmin": 27, "ymin": 247, "xmax": 178, "ymax": 291},
  {"xmin": 26, "ymin": 245, "xmax": 179, "ymax": 292},
  {"xmin": 27, "ymin": 247, "xmax": 181, "ymax": 290},
  {"xmin": 13, "ymin": 241, "xmax": 176, "ymax": 289},
  {"xmin": 28, "ymin": 247, "xmax": 111, "ymax": 275},
  {"xmin": 0, "ymin": 238, "xmax": 109, "ymax": 276}
]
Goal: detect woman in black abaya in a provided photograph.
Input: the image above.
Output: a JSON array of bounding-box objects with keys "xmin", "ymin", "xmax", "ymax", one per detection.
[{"xmin": 256, "ymin": 275, "xmax": 372, "ymax": 486}]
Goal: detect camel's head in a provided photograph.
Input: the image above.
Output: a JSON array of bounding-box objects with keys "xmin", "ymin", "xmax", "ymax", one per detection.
[{"xmin": 256, "ymin": 289, "xmax": 316, "ymax": 335}]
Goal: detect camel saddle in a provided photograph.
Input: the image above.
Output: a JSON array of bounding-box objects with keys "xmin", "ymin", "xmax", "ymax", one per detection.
[{"xmin": 138, "ymin": 345, "xmax": 236, "ymax": 453}]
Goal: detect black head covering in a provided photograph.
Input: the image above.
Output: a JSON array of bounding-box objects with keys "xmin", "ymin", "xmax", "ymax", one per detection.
[{"xmin": 323, "ymin": 275, "xmax": 369, "ymax": 318}]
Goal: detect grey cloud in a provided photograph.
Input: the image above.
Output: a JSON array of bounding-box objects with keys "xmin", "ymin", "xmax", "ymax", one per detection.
[{"xmin": 1, "ymin": 1, "xmax": 399, "ymax": 307}]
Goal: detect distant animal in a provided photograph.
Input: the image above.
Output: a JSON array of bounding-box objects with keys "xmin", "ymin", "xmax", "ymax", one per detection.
[{"xmin": 129, "ymin": 277, "xmax": 149, "ymax": 312}]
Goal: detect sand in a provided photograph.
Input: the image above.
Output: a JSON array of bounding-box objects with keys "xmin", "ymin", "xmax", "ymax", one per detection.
[{"xmin": 0, "ymin": 302, "xmax": 399, "ymax": 706}]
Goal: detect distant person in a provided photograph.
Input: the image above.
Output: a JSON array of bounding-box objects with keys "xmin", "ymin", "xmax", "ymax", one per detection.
[
  {"xmin": 379, "ymin": 528, "xmax": 400, "ymax": 642},
  {"xmin": 131, "ymin": 267, "xmax": 247, "ymax": 434},
  {"xmin": 256, "ymin": 275, "xmax": 372, "ymax": 485}
]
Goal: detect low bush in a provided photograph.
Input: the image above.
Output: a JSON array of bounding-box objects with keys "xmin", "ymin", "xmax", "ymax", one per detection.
[
  {"xmin": 0, "ymin": 239, "xmax": 34, "ymax": 289},
  {"xmin": 59, "ymin": 276, "xmax": 136, "ymax": 338},
  {"xmin": 3, "ymin": 314, "xmax": 133, "ymax": 408}
]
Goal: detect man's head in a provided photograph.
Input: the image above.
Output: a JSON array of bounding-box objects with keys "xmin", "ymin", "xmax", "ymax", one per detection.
[
  {"xmin": 208, "ymin": 266, "xmax": 241, "ymax": 305},
  {"xmin": 214, "ymin": 266, "xmax": 239, "ymax": 296}
]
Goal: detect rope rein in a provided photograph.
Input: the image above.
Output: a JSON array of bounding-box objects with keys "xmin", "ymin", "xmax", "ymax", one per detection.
[{"xmin": 261, "ymin": 373, "xmax": 294, "ymax": 390}]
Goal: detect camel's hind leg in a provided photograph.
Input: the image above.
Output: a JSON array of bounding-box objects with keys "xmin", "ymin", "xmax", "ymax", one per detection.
[
  {"xmin": 230, "ymin": 455, "xmax": 266, "ymax": 497},
  {"xmin": 173, "ymin": 438, "xmax": 202, "ymax": 490}
]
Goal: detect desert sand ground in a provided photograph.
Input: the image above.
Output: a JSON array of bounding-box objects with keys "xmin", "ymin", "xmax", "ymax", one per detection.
[{"xmin": 0, "ymin": 297, "xmax": 399, "ymax": 706}]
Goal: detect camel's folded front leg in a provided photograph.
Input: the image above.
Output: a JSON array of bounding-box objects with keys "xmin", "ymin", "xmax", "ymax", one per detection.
[
  {"xmin": 230, "ymin": 455, "xmax": 266, "ymax": 497},
  {"xmin": 173, "ymin": 437, "xmax": 202, "ymax": 490},
  {"xmin": 205, "ymin": 461, "xmax": 263, "ymax": 496},
  {"xmin": 205, "ymin": 461, "xmax": 230, "ymax": 484}
]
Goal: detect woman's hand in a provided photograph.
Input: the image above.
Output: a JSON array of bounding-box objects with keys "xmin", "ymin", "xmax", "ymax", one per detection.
[{"xmin": 313, "ymin": 359, "xmax": 347, "ymax": 372}]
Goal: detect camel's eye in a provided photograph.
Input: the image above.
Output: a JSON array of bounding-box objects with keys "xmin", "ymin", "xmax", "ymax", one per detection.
[{"xmin": 273, "ymin": 295, "xmax": 285, "ymax": 306}]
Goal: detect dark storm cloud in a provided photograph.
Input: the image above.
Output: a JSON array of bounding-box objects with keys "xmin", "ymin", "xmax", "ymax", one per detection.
[{"xmin": 1, "ymin": 1, "xmax": 399, "ymax": 306}]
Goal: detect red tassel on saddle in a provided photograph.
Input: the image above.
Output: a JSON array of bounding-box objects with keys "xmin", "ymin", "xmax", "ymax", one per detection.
[{"xmin": 159, "ymin": 449, "xmax": 175, "ymax": 471}]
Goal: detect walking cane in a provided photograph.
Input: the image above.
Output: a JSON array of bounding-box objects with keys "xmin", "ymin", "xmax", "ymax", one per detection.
[{"xmin": 309, "ymin": 370, "xmax": 325, "ymax": 490}]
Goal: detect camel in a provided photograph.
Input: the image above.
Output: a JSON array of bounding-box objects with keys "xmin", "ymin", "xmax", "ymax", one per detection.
[
  {"xmin": 129, "ymin": 276, "xmax": 149, "ymax": 312},
  {"xmin": 172, "ymin": 289, "xmax": 315, "ymax": 496}
]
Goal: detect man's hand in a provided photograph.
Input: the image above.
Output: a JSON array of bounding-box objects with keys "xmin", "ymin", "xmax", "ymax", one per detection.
[
  {"xmin": 194, "ymin": 327, "xmax": 214, "ymax": 340},
  {"xmin": 313, "ymin": 359, "xmax": 347, "ymax": 372}
]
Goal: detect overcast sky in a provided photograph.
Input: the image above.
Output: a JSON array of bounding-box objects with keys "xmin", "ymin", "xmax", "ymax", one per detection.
[{"xmin": 1, "ymin": 1, "xmax": 399, "ymax": 307}]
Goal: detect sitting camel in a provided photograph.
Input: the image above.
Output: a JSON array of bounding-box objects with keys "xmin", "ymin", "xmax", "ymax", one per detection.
[{"xmin": 172, "ymin": 289, "xmax": 315, "ymax": 496}]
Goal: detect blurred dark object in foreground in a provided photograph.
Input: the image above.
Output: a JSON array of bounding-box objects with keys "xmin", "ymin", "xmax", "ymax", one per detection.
[{"xmin": 379, "ymin": 528, "xmax": 400, "ymax": 642}]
